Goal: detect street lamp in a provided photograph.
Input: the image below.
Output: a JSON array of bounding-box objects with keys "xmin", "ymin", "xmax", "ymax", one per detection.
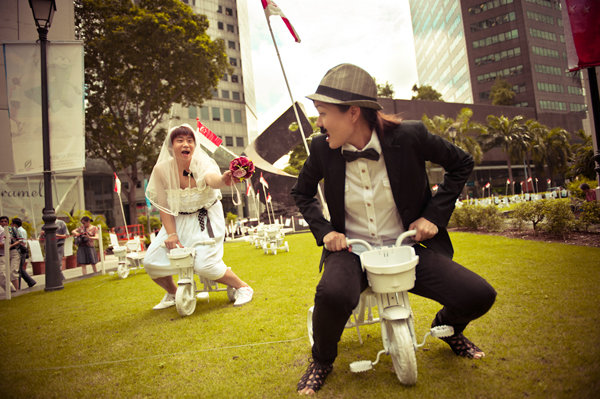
[
  {"xmin": 448, "ymin": 126, "xmax": 457, "ymax": 144},
  {"xmin": 29, "ymin": 0, "xmax": 62, "ymax": 291}
]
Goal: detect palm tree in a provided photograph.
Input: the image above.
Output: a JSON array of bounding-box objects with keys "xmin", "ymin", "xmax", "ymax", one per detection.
[
  {"xmin": 422, "ymin": 108, "xmax": 484, "ymax": 164},
  {"xmin": 479, "ymin": 115, "xmax": 529, "ymax": 194},
  {"xmin": 526, "ymin": 120, "xmax": 571, "ymax": 184}
]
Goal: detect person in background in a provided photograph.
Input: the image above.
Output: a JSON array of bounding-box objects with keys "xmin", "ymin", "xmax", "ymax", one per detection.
[
  {"xmin": 39, "ymin": 218, "xmax": 69, "ymax": 280},
  {"xmin": 72, "ymin": 216, "xmax": 99, "ymax": 275},
  {"xmin": 0, "ymin": 216, "xmax": 19, "ymax": 293},
  {"xmin": 11, "ymin": 218, "xmax": 36, "ymax": 289},
  {"xmin": 580, "ymin": 183, "xmax": 597, "ymax": 202}
]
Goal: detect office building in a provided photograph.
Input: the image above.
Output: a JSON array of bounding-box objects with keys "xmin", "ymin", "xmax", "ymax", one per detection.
[{"xmin": 409, "ymin": 0, "xmax": 587, "ymax": 114}]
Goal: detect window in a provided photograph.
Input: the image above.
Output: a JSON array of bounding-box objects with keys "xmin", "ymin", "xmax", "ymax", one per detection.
[
  {"xmin": 223, "ymin": 108, "xmax": 232, "ymax": 122},
  {"xmin": 470, "ymin": 11, "xmax": 516, "ymax": 32},
  {"xmin": 473, "ymin": 29, "xmax": 519, "ymax": 49},
  {"xmin": 218, "ymin": 22, "xmax": 224, "ymax": 30},
  {"xmin": 476, "ymin": 64, "xmax": 524, "ymax": 82},
  {"xmin": 232, "ymin": 91, "xmax": 241, "ymax": 101},
  {"xmin": 534, "ymin": 63, "xmax": 562, "ymax": 76},
  {"xmin": 212, "ymin": 107, "xmax": 221, "ymax": 121},
  {"xmin": 468, "ymin": 0, "xmax": 514, "ymax": 15},
  {"xmin": 234, "ymin": 110, "xmax": 242, "ymax": 124},
  {"xmin": 570, "ymin": 103, "xmax": 586, "ymax": 112},
  {"xmin": 225, "ymin": 136, "xmax": 234, "ymax": 146},
  {"xmin": 227, "ymin": 24, "xmax": 234, "ymax": 33},
  {"xmin": 217, "ymin": 5, "xmax": 222, "ymax": 13},
  {"xmin": 537, "ymin": 82, "xmax": 564, "ymax": 93},
  {"xmin": 530, "ymin": 28, "xmax": 556, "ymax": 41},
  {"xmin": 532, "ymin": 45, "xmax": 559, "ymax": 58},
  {"xmin": 231, "ymin": 75, "xmax": 239, "ymax": 83},
  {"xmin": 228, "ymin": 40, "xmax": 236, "ymax": 50},
  {"xmin": 236, "ymin": 137, "xmax": 244, "ymax": 147},
  {"xmin": 526, "ymin": 10, "xmax": 554, "ymax": 24},
  {"xmin": 230, "ymin": 57, "xmax": 237, "ymax": 67},
  {"xmin": 225, "ymin": 8, "xmax": 233, "ymax": 16},
  {"xmin": 200, "ymin": 107, "xmax": 209, "ymax": 120},
  {"xmin": 222, "ymin": 90, "xmax": 230, "ymax": 99},
  {"xmin": 568, "ymin": 86, "xmax": 584, "ymax": 96},
  {"xmin": 474, "ymin": 47, "xmax": 521, "ymax": 66},
  {"xmin": 188, "ymin": 106, "xmax": 197, "ymax": 119},
  {"xmin": 525, "ymin": 0, "xmax": 561, "ymax": 10},
  {"xmin": 211, "ymin": 89, "xmax": 218, "ymax": 98},
  {"xmin": 539, "ymin": 100, "xmax": 567, "ymax": 111}
]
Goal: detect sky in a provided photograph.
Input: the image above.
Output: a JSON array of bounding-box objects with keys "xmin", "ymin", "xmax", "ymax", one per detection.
[{"xmin": 246, "ymin": 0, "xmax": 419, "ymax": 132}]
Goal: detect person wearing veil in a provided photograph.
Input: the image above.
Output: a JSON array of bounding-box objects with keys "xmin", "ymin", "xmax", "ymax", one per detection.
[{"xmin": 144, "ymin": 124, "xmax": 254, "ymax": 309}]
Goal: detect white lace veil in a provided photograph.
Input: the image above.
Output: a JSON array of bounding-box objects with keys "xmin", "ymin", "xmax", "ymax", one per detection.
[{"xmin": 145, "ymin": 123, "xmax": 221, "ymax": 215}]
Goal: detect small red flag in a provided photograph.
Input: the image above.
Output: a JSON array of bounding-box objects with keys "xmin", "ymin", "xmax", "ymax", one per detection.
[
  {"xmin": 260, "ymin": 172, "xmax": 269, "ymax": 189},
  {"xmin": 261, "ymin": 0, "xmax": 301, "ymax": 43},
  {"xmin": 196, "ymin": 118, "xmax": 223, "ymax": 153}
]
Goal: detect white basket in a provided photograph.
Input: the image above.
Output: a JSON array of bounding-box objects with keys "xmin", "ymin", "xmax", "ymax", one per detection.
[{"xmin": 360, "ymin": 246, "xmax": 419, "ymax": 293}]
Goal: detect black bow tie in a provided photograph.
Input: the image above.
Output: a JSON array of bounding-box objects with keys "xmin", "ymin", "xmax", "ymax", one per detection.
[
  {"xmin": 183, "ymin": 170, "xmax": 194, "ymax": 178},
  {"xmin": 341, "ymin": 148, "xmax": 380, "ymax": 162}
]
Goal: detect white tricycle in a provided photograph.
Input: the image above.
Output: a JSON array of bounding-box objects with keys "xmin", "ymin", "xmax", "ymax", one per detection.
[
  {"xmin": 166, "ymin": 241, "xmax": 236, "ymax": 317},
  {"xmin": 308, "ymin": 230, "xmax": 454, "ymax": 385}
]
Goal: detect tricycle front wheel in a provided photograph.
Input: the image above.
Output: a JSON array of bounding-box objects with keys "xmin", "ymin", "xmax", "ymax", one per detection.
[{"xmin": 384, "ymin": 319, "xmax": 417, "ymax": 385}]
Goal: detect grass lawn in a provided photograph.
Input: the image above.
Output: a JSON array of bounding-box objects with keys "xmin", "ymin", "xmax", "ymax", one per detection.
[{"xmin": 1, "ymin": 232, "xmax": 599, "ymax": 398}]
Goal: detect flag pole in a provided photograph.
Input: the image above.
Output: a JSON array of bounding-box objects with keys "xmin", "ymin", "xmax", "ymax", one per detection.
[
  {"xmin": 262, "ymin": 184, "xmax": 272, "ymax": 224},
  {"xmin": 264, "ymin": 15, "xmax": 329, "ymax": 220}
]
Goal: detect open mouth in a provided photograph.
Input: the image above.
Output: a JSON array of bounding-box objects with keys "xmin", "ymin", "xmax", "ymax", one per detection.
[{"xmin": 181, "ymin": 150, "xmax": 190, "ymax": 155}]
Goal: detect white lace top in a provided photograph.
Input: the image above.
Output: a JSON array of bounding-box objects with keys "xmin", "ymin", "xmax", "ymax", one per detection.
[{"xmin": 166, "ymin": 185, "xmax": 221, "ymax": 214}]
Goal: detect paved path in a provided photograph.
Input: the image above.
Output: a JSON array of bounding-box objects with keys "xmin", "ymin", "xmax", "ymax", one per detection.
[{"xmin": 4, "ymin": 253, "xmax": 142, "ymax": 298}]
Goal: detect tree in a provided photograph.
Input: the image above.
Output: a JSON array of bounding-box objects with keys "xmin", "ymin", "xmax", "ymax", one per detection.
[
  {"xmin": 75, "ymin": 0, "xmax": 229, "ymax": 222},
  {"xmin": 490, "ymin": 78, "xmax": 515, "ymax": 106},
  {"xmin": 568, "ymin": 130, "xmax": 597, "ymax": 180},
  {"xmin": 283, "ymin": 117, "xmax": 319, "ymax": 176},
  {"xmin": 479, "ymin": 115, "xmax": 529, "ymax": 194},
  {"xmin": 421, "ymin": 108, "xmax": 484, "ymax": 164},
  {"xmin": 411, "ymin": 84, "xmax": 443, "ymax": 101},
  {"xmin": 526, "ymin": 120, "xmax": 571, "ymax": 182},
  {"xmin": 376, "ymin": 81, "xmax": 395, "ymax": 98}
]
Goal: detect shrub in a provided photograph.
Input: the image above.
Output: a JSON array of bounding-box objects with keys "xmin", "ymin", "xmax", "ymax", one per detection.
[
  {"xmin": 567, "ymin": 177, "xmax": 598, "ymax": 200},
  {"xmin": 449, "ymin": 204, "xmax": 503, "ymax": 231},
  {"xmin": 543, "ymin": 199, "xmax": 575, "ymax": 237},
  {"xmin": 579, "ymin": 201, "xmax": 600, "ymax": 231},
  {"xmin": 511, "ymin": 200, "xmax": 547, "ymax": 234}
]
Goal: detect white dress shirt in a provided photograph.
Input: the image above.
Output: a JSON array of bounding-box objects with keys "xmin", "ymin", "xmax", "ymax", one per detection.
[{"xmin": 342, "ymin": 131, "xmax": 405, "ymax": 253}]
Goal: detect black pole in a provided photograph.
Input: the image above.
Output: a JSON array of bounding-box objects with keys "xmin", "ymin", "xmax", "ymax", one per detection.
[
  {"xmin": 587, "ymin": 67, "xmax": 600, "ymax": 187},
  {"xmin": 38, "ymin": 27, "xmax": 63, "ymax": 291}
]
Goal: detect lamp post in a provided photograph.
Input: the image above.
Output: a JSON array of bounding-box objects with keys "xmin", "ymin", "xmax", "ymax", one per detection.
[
  {"xmin": 29, "ymin": 0, "xmax": 62, "ymax": 291},
  {"xmin": 448, "ymin": 126, "xmax": 457, "ymax": 145}
]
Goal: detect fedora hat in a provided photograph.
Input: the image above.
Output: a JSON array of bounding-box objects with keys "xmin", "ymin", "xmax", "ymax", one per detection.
[{"xmin": 307, "ymin": 63, "xmax": 382, "ymax": 110}]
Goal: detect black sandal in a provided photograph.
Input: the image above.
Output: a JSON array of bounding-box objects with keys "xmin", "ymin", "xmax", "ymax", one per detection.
[
  {"xmin": 441, "ymin": 333, "xmax": 485, "ymax": 358},
  {"xmin": 297, "ymin": 359, "xmax": 333, "ymax": 393}
]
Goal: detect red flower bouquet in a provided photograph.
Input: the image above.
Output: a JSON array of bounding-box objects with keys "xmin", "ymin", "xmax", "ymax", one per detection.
[{"xmin": 229, "ymin": 156, "xmax": 255, "ymax": 182}]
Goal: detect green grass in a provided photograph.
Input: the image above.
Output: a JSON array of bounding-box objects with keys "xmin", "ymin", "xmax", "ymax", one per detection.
[{"xmin": 1, "ymin": 232, "xmax": 599, "ymax": 398}]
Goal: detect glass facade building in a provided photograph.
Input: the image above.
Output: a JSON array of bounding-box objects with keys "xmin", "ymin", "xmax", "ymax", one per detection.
[
  {"xmin": 410, "ymin": 0, "xmax": 473, "ymax": 103},
  {"xmin": 409, "ymin": 0, "xmax": 586, "ymax": 114}
]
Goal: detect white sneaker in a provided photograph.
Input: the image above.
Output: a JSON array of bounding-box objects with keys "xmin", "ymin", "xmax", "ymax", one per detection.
[
  {"xmin": 153, "ymin": 293, "xmax": 176, "ymax": 310},
  {"xmin": 233, "ymin": 286, "xmax": 253, "ymax": 307}
]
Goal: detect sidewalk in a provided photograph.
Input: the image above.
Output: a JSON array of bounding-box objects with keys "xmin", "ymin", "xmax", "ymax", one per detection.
[{"xmin": 6, "ymin": 253, "xmax": 133, "ymax": 298}]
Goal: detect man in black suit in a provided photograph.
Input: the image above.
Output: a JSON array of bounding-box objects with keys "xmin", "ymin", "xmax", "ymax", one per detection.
[{"xmin": 292, "ymin": 64, "xmax": 496, "ymax": 395}]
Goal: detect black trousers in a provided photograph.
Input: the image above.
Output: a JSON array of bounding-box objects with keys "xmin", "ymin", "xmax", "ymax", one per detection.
[
  {"xmin": 311, "ymin": 245, "xmax": 497, "ymax": 364},
  {"xmin": 18, "ymin": 253, "xmax": 36, "ymax": 288}
]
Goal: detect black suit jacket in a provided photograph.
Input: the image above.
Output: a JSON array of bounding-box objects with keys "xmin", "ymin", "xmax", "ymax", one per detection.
[{"xmin": 291, "ymin": 120, "xmax": 474, "ymax": 261}]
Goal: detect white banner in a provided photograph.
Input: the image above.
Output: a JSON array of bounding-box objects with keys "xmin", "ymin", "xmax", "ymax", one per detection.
[{"xmin": 3, "ymin": 41, "xmax": 85, "ymax": 175}]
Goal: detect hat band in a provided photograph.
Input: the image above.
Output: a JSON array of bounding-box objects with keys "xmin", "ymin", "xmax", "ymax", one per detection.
[{"xmin": 315, "ymin": 85, "xmax": 377, "ymax": 103}]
